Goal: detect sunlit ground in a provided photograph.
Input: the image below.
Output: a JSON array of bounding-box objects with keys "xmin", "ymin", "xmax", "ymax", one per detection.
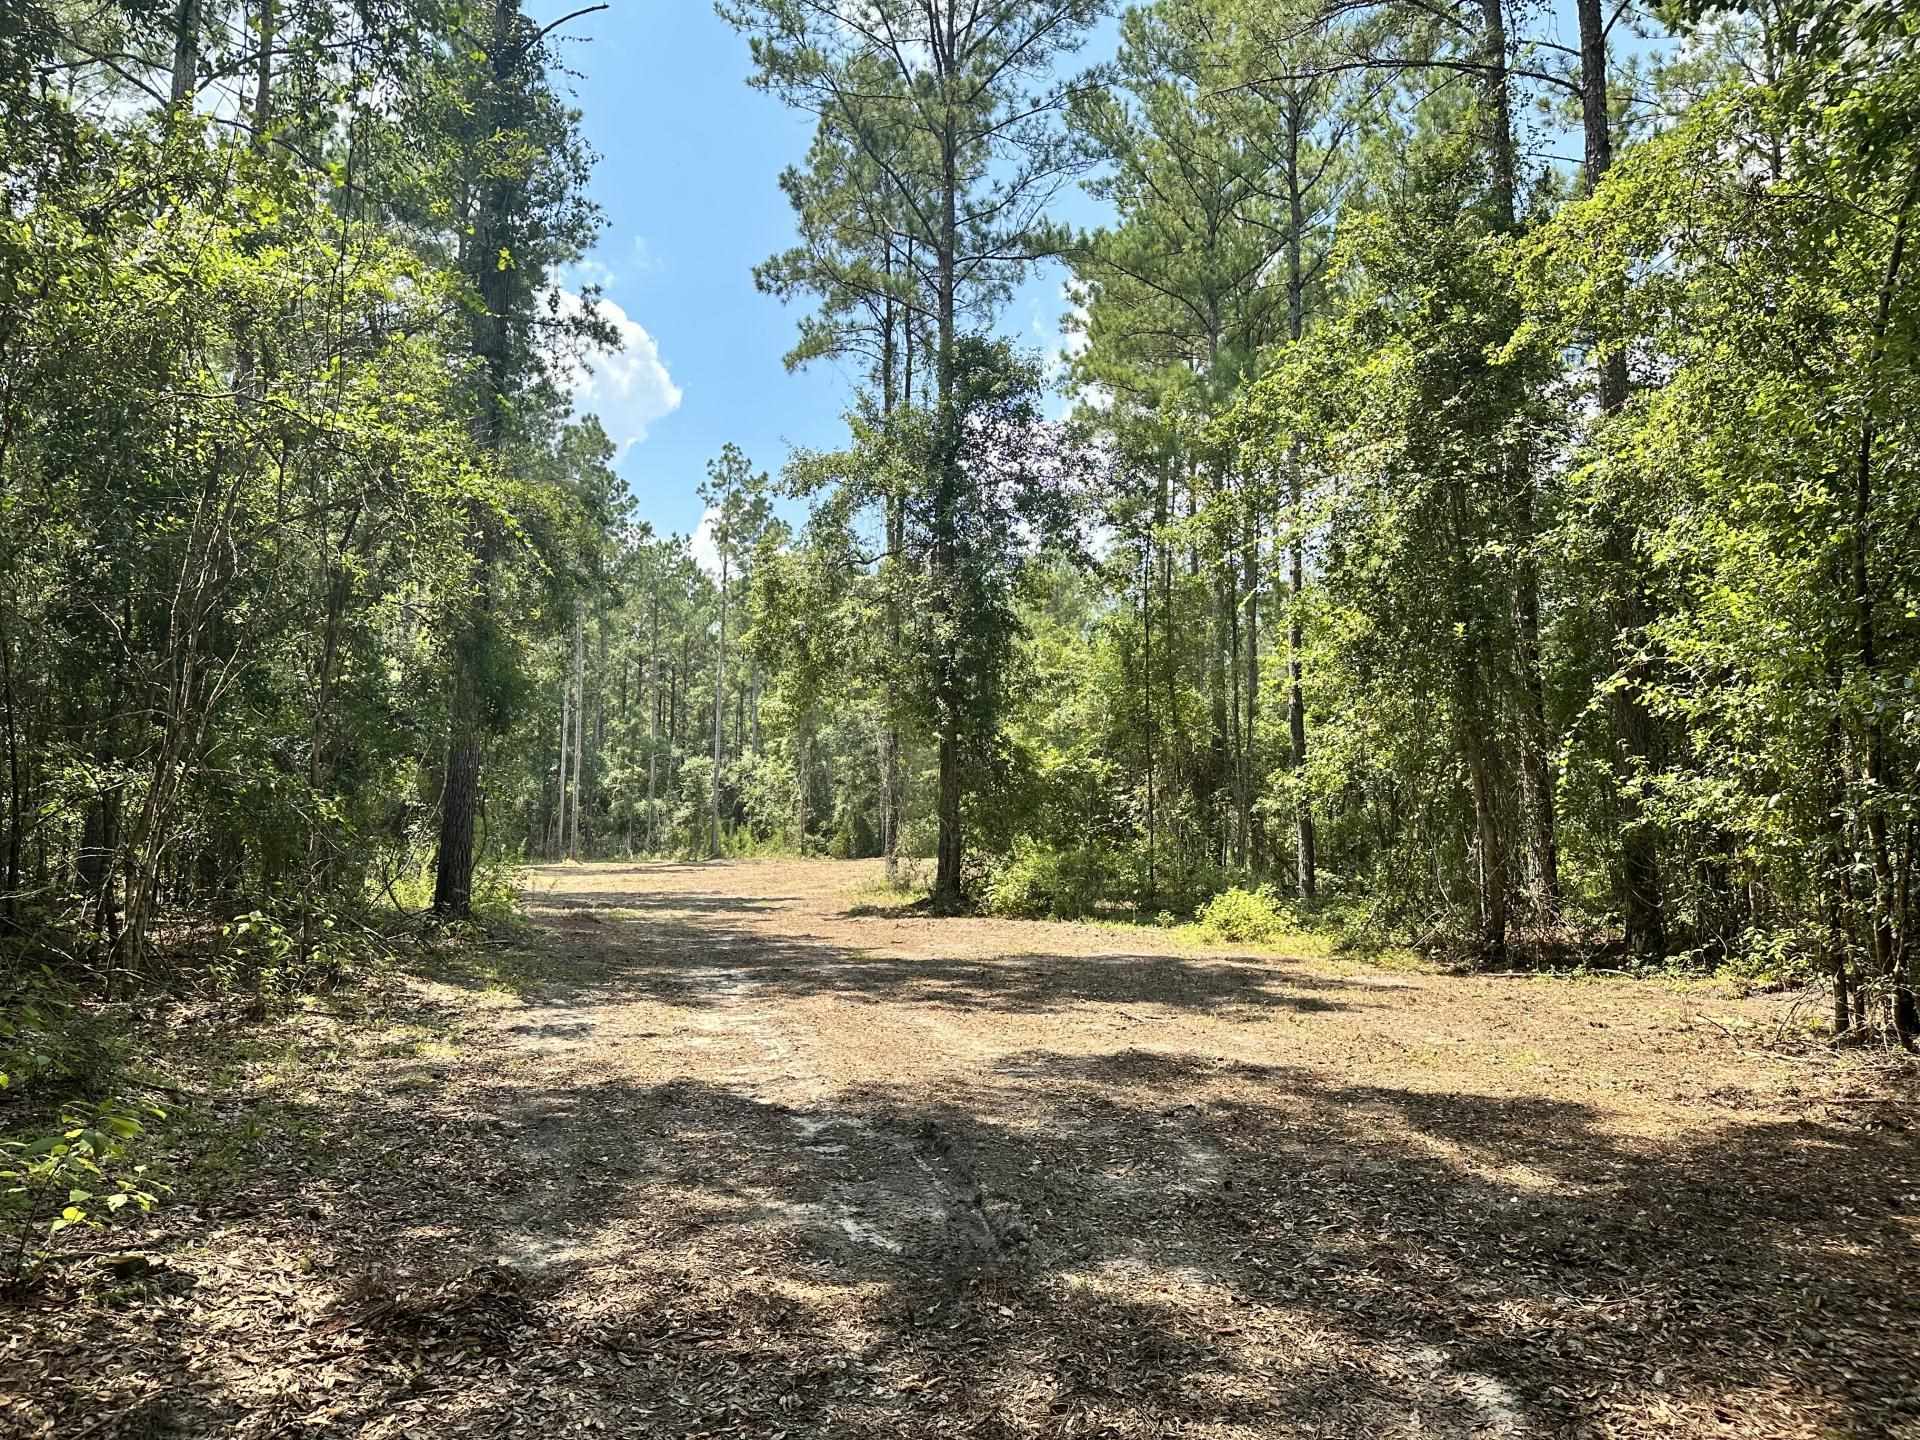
[{"xmin": 8, "ymin": 858, "xmax": 1916, "ymax": 1440}]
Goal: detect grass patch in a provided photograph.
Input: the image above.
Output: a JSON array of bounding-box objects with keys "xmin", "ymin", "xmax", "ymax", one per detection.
[
  {"xmin": 843, "ymin": 875, "xmax": 931, "ymax": 918},
  {"xmin": 1067, "ymin": 897, "xmax": 1429, "ymax": 971}
]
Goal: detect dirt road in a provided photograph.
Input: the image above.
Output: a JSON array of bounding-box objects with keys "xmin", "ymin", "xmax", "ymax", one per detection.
[{"xmin": 10, "ymin": 858, "xmax": 1917, "ymax": 1439}]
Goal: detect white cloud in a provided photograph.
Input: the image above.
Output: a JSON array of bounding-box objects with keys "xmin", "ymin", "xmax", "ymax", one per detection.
[
  {"xmin": 562, "ymin": 257, "xmax": 620, "ymax": 291},
  {"xmin": 689, "ymin": 506, "xmax": 722, "ymax": 579},
  {"xmin": 550, "ymin": 289, "xmax": 682, "ymax": 453},
  {"xmin": 1038, "ymin": 283, "xmax": 1096, "ymax": 420}
]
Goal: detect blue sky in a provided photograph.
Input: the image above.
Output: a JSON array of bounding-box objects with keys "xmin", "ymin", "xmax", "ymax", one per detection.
[
  {"xmin": 541, "ymin": 2, "xmax": 1114, "ymax": 559},
  {"xmin": 540, "ymin": 2, "xmax": 1658, "ymax": 560}
]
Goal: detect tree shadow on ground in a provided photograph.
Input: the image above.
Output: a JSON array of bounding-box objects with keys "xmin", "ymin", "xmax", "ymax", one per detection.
[
  {"xmin": 436, "ymin": 897, "xmax": 1378, "ymax": 1019},
  {"xmin": 16, "ymin": 881, "xmax": 1918, "ymax": 1440},
  {"xmin": 474, "ymin": 1054, "xmax": 1912, "ymax": 1439},
  {"xmin": 533, "ymin": 890, "xmax": 802, "ymax": 916},
  {"xmin": 39, "ymin": 1015, "xmax": 1906, "ymax": 1440}
]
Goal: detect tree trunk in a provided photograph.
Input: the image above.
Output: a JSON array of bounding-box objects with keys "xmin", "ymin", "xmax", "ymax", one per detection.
[
  {"xmin": 1851, "ymin": 158, "xmax": 1919, "ymax": 1044},
  {"xmin": 434, "ymin": 726, "xmax": 483, "ymax": 915},
  {"xmin": 712, "ymin": 554, "xmax": 727, "ymax": 859},
  {"xmin": 1141, "ymin": 527, "xmax": 1156, "ymax": 904},
  {"xmin": 169, "ymin": 0, "xmax": 199, "ymax": 108},
  {"xmin": 1227, "ymin": 547, "xmax": 1245, "ymax": 870},
  {"xmin": 250, "ymin": 0, "xmax": 274, "ymax": 138},
  {"xmin": 1210, "ymin": 560, "xmax": 1231, "ymax": 866},
  {"xmin": 881, "ymin": 241, "xmax": 904, "ymax": 885},
  {"xmin": 1479, "ymin": 0, "xmax": 1517, "ymax": 232},
  {"xmin": 1513, "ymin": 490, "xmax": 1560, "ymax": 916},
  {"xmin": 1243, "ymin": 502, "xmax": 1259, "ymax": 873},
  {"xmin": 646, "ymin": 577, "xmax": 660, "ymax": 854},
  {"xmin": 1288, "ymin": 466, "xmax": 1315, "ymax": 901},
  {"xmin": 1467, "ymin": 726, "xmax": 1508, "ymax": 963},
  {"xmin": 568, "ymin": 604, "xmax": 585, "ymax": 859},
  {"xmin": 432, "ymin": 0, "xmax": 520, "ymax": 917},
  {"xmin": 1576, "ymin": 0, "xmax": 1664, "ymax": 959},
  {"xmin": 796, "ymin": 729, "xmax": 809, "ymax": 843},
  {"xmin": 932, "ymin": 100, "xmax": 964, "ymax": 906},
  {"xmin": 555, "ymin": 666, "xmax": 570, "ymax": 860},
  {"xmin": 0, "ymin": 631, "xmax": 17, "ymax": 929},
  {"xmin": 884, "ymin": 490, "xmax": 904, "ymax": 884},
  {"xmin": 1283, "ymin": 106, "xmax": 1318, "ymax": 901}
]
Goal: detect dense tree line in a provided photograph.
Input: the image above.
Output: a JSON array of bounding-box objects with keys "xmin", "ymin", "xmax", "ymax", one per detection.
[
  {"xmin": 0, "ymin": 0, "xmax": 619, "ymax": 971},
  {"xmin": 701, "ymin": 0, "xmax": 1919, "ymax": 1040},
  {"xmin": 2, "ymin": 0, "xmax": 1915, "ymax": 1048}
]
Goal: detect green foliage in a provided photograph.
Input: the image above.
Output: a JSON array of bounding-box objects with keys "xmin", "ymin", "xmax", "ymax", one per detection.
[
  {"xmin": 1195, "ymin": 886, "xmax": 1291, "ymax": 945},
  {"xmin": 984, "ymin": 843, "xmax": 1132, "ymax": 920},
  {"xmin": 1, "ymin": 0, "xmax": 1914, "ymax": 1066},
  {"xmin": 1, "ymin": 1097, "xmax": 162, "ymax": 1287},
  {"xmin": 0, "ymin": 0, "xmax": 617, "ymax": 957},
  {"xmin": 0, "ymin": 972, "xmax": 124, "ymax": 1100},
  {"xmin": 388, "ymin": 859, "xmax": 522, "ymax": 928}
]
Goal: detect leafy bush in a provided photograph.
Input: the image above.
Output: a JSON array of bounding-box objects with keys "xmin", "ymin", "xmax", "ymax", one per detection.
[
  {"xmin": 1712, "ymin": 922, "xmax": 1827, "ymax": 993},
  {"xmin": 1, "ymin": 973, "xmax": 164, "ymax": 1286},
  {"xmin": 1, "ymin": 1098, "xmax": 162, "ymax": 1287},
  {"xmin": 385, "ymin": 857, "xmax": 522, "ymax": 927},
  {"xmin": 0, "ymin": 970, "xmax": 124, "ymax": 1098},
  {"xmin": 899, "ymin": 814, "xmax": 940, "ymax": 861},
  {"xmin": 985, "ymin": 843, "xmax": 1126, "ymax": 919},
  {"xmin": 1195, "ymin": 885, "xmax": 1291, "ymax": 944}
]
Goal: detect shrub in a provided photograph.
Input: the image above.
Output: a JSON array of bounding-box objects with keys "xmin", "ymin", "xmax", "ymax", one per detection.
[
  {"xmin": 1, "ymin": 974, "xmax": 165, "ymax": 1287},
  {"xmin": 985, "ymin": 844, "xmax": 1113, "ymax": 919},
  {"xmin": 1195, "ymin": 885, "xmax": 1291, "ymax": 944},
  {"xmin": 0, "ymin": 970, "xmax": 124, "ymax": 1098},
  {"xmin": 1, "ymin": 1097, "xmax": 162, "ymax": 1287}
]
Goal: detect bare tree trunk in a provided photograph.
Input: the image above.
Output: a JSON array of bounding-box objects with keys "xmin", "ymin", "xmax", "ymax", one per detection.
[
  {"xmin": 932, "ymin": 104, "xmax": 964, "ymax": 906},
  {"xmin": 1288, "ymin": 466, "xmax": 1315, "ymax": 901},
  {"xmin": 432, "ymin": 0, "xmax": 519, "ymax": 917},
  {"xmin": 0, "ymin": 612, "xmax": 22, "ymax": 928},
  {"xmin": 1243, "ymin": 504, "xmax": 1259, "ymax": 872},
  {"xmin": 1574, "ymin": 0, "xmax": 1664, "ymax": 959},
  {"xmin": 434, "ymin": 726, "xmax": 483, "ymax": 915},
  {"xmin": 936, "ymin": 722, "xmax": 962, "ymax": 901},
  {"xmin": 169, "ymin": 0, "xmax": 199, "ymax": 108},
  {"xmin": 1160, "ymin": 453, "xmax": 1179, "ymax": 887},
  {"xmin": 883, "ymin": 489, "xmax": 903, "ymax": 884},
  {"xmin": 712, "ymin": 552, "xmax": 727, "ymax": 859},
  {"xmin": 1211, "ymin": 560, "xmax": 1231, "ymax": 867},
  {"xmin": 1227, "ymin": 551, "xmax": 1245, "ymax": 870},
  {"xmin": 1512, "ymin": 486, "xmax": 1560, "ymax": 916},
  {"xmin": 1283, "ymin": 105, "xmax": 1318, "ymax": 901},
  {"xmin": 796, "ymin": 728, "xmax": 809, "ymax": 844},
  {"xmin": 555, "ymin": 666, "xmax": 570, "ymax": 860},
  {"xmin": 568, "ymin": 604, "xmax": 584, "ymax": 859},
  {"xmin": 1851, "ymin": 158, "xmax": 1919, "ymax": 1044},
  {"xmin": 1457, "ymin": 675, "xmax": 1509, "ymax": 967},
  {"xmin": 1479, "ymin": 0, "xmax": 1517, "ymax": 232},
  {"xmin": 646, "ymin": 578, "xmax": 660, "ymax": 854},
  {"xmin": 249, "ymin": 0, "xmax": 274, "ymax": 139},
  {"xmin": 880, "ymin": 243, "xmax": 904, "ymax": 885},
  {"xmin": 1141, "ymin": 527, "xmax": 1156, "ymax": 904}
]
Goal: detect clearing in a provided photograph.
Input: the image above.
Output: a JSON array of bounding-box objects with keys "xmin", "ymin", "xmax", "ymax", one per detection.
[{"xmin": 6, "ymin": 858, "xmax": 1918, "ymax": 1439}]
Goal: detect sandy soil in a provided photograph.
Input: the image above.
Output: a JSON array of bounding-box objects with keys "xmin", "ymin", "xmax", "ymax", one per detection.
[{"xmin": 6, "ymin": 858, "xmax": 1917, "ymax": 1440}]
